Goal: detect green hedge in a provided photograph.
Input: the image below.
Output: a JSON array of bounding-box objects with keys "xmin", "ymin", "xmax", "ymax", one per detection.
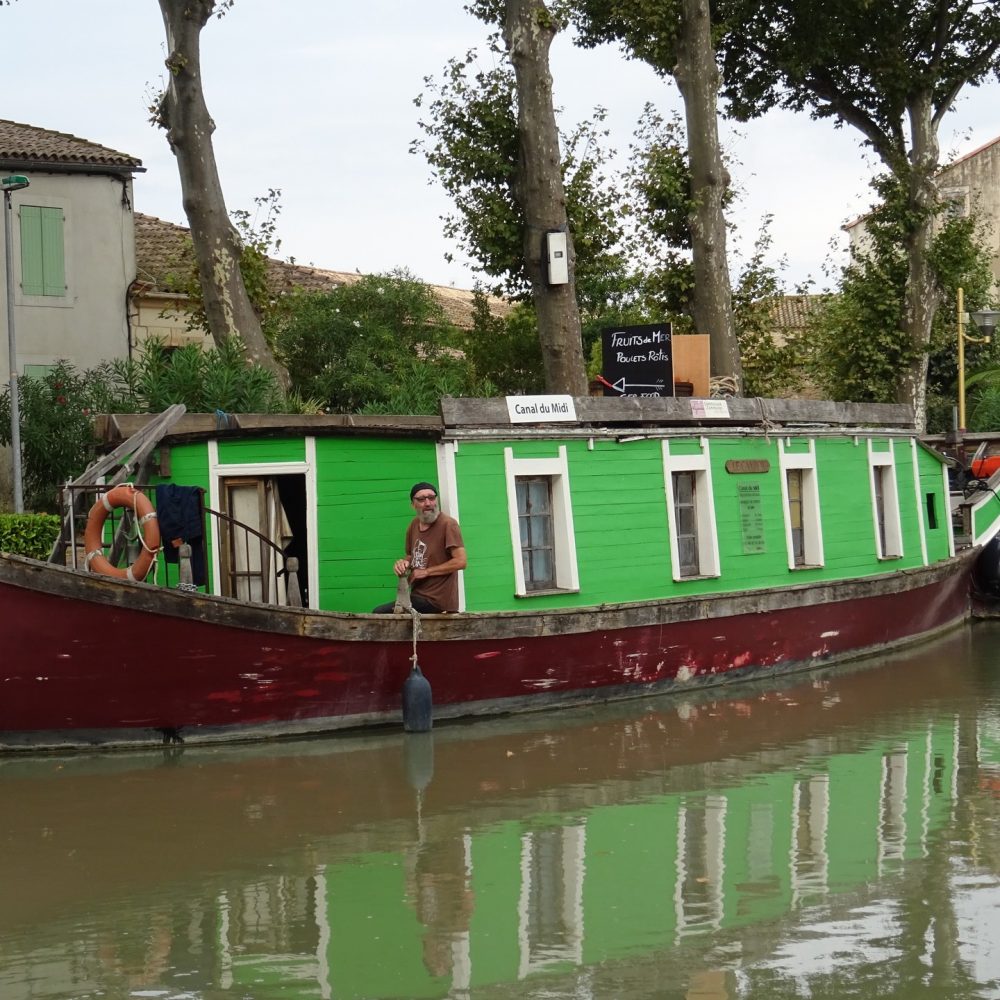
[{"xmin": 0, "ymin": 513, "xmax": 61, "ymax": 559}]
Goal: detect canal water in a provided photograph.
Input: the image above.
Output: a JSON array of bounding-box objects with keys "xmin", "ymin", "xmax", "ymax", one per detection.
[{"xmin": 3, "ymin": 624, "xmax": 1000, "ymax": 1000}]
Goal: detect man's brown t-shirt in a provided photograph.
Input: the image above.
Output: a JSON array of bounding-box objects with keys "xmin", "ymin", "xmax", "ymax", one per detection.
[{"xmin": 405, "ymin": 513, "xmax": 464, "ymax": 612}]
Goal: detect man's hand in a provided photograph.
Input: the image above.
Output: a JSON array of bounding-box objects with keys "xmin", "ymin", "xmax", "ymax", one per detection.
[{"xmin": 393, "ymin": 559, "xmax": 410, "ymax": 577}]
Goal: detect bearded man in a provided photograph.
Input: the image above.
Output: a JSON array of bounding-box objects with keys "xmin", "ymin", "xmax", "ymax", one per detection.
[{"xmin": 372, "ymin": 482, "xmax": 467, "ymax": 613}]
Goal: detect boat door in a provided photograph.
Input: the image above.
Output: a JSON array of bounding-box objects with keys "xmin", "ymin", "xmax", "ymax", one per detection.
[{"xmin": 218, "ymin": 475, "xmax": 309, "ymax": 606}]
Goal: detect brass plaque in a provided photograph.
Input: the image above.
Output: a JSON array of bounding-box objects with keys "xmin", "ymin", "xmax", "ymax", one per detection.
[{"xmin": 726, "ymin": 459, "xmax": 770, "ymax": 474}]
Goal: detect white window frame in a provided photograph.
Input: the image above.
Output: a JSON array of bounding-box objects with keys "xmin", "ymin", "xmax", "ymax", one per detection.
[
  {"xmin": 778, "ymin": 438, "xmax": 824, "ymax": 569},
  {"xmin": 662, "ymin": 437, "xmax": 720, "ymax": 580},
  {"xmin": 868, "ymin": 441, "xmax": 904, "ymax": 559},
  {"xmin": 504, "ymin": 445, "xmax": 579, "ymax": 596}
]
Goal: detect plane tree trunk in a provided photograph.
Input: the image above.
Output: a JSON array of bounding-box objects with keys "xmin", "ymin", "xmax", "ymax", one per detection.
[
  {"xmin": 675, "ymin": 0, "xmax": 741, "ymax": 388},
  {"xmin": 898, "ymin": 93, "xmax": 939, "ymax": 427},
  {"xmin": 155, "ymin": 0, "xmax": 290, "ymax": 389},
  {"xmin": 503, "ymin": 0, "xmax": 588, "ymax": 396}
]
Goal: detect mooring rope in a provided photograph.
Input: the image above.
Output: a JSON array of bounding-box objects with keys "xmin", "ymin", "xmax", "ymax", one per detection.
[
  {"xmin": 122, "ymin": 484, "xmax": 161, "ymax": 585},
  {"xmin": 408, "ymin": 605, "xmax": 422, "ymax": 665}
]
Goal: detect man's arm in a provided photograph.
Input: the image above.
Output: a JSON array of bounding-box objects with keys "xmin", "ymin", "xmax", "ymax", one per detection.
[{"xmin": 409, "ymin": 546, "xmax": 467, "ymax": 581}]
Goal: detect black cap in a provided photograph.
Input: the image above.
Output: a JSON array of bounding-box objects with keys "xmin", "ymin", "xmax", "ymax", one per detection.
[{"xmin": 410, "ymin": 482, "xmax": 437, "ymax": 500}]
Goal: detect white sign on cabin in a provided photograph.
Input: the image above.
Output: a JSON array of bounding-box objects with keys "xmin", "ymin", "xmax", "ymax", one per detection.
[
  {"xmin": 506, "ymin": 395, "xmax": 578, "ymax": 423},
  {"xmin": 690, "ymin": 399, "xmax": 730, "ymax": 419}
]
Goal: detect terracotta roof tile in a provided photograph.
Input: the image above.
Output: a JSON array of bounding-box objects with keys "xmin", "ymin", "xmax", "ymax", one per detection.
[
  {"xmin": 134, "ymin": 212, "xmax": 508, "ymax": 328},
  {"xmin": 768, "ymin": 293, "xmax": 827, "ymax": 331},
  {"xmin": 0, "ymin": 119, "xmax": 142, "ymax": 171}
]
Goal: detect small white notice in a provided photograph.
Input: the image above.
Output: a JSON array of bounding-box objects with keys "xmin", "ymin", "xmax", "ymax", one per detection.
[
  {"xmin": 506, "ymin": 395, "xmax": 578, "ymax": 423},
  {"xmin": 690, "ymin": 399, "xmax": 730, "ymax": 418}
]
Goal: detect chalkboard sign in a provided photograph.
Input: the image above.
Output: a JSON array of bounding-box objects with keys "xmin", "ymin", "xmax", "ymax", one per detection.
[{"xmin": 600, "ymin": 323, "xmax": 673, "ymax": 397}]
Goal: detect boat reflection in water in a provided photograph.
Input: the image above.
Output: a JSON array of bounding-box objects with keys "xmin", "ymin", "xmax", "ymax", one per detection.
[{"xmin": 2, "ymin": 625, "xmax": 1000, "ymax": 999}]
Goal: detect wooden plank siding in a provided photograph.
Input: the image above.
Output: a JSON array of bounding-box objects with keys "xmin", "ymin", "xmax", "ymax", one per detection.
[
  {"xmin": 217, "ymin": 436, "xmax": 306, "ymax": 465},
  {"xmin": 313, "ymin": 437, "xmax": 440, "ymax": 613}
]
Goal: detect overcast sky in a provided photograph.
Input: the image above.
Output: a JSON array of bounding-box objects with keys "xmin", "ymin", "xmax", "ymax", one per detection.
[{"xmin": 3, "ymin": 1, "xmax": 998, "ymax": 294}]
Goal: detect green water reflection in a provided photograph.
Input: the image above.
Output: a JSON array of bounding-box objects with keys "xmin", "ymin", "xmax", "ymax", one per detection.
[{"xmin": 2, "ymin": 624, "xmax": 1000, "ymax": 999}]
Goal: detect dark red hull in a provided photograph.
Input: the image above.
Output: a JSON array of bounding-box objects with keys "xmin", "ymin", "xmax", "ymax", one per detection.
[{"xmin": 0, "ymin": 550, "xmax": 974, "ymax": 749}]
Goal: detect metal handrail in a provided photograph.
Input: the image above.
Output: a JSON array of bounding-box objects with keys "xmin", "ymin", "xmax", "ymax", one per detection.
[
  {"xmin": 62, "ymin": 484, "xmax": 300, "ymax": 606},
  {"xmin": 203, "ymin": 504, "xmax": 293, "ymax": 606}
]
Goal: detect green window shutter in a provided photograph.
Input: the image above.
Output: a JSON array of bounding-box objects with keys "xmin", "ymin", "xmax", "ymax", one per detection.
[
  {"xmin": 40, "ymin": 207, "xmax": 65, "ymax": 296},
  {"xmin": 19, "ymin": 205, "xmax": 44, "ymax": 296},
  {"xmin": 18, "ymin": 205, "xmax": 65, "ymax": 297}
]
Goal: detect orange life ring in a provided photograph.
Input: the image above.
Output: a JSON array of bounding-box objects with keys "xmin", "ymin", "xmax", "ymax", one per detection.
[{"xmin": 83, "ymin": 485, "xmax": 161, "ymax": 581}]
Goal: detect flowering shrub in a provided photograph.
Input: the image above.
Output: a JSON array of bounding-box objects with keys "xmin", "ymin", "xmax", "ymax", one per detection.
[{"xmin": 0, "ymin": 362, "xmax": 101, "ymax": 513}]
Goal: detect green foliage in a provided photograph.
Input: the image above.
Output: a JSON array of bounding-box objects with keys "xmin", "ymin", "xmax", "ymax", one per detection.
[
  {"xmin": 924, "ymin": 214, "xmax": 996, "ymax": 432},
  {"xmin": 719, "ymin": 0, "xmax": 1000, "ymax": 165},
  {"xmin": 359, "ymin": 357, "xmax": 495, "ymax": 415},
  {"xmin": 165, "ymin": 189, "xmax": 284, "ymax": 332},
  {"xmin": 572, "ymin": 0, "xmax": 682, "ymax": 75},
  {"xmin": 623, "ymin": 107, "xmax": 698, "ymax": 325},
  {"xmin": 0, "ymin": 513, "xmax": 61, "ymax": 558},
  {"xmin": 562, "ymin": 109, "xmax": 635, "ymax": 313},
  {"xmin": 0, "ymin": 363, "xmax": 103, "ymax": 512},
  {"xmin": 93, "ymin": 338, "xmax": 289, "ymax": 414},
  {"xmin": 967, "ymin": 385, "xmax": 1000, "ymax": 433},
  {"xmin": 732, "ymin": 220, "xmax": 806, "ymax": 398},
  {"xmin": 628, "ymin": 110, "xmax": 692, "ymax": 248},
  {"xmin": 461, "ymin": 293, "xmax": 546, "ymax": 395},
  {"xmin": 805, "ymin": 174, "xmax": 995, "ymax": 424},
  {"xmin": 413, "ymin": 44, "xmax": 630, "ymax": 306},
  {"xmin": 415, "ymin": 20, "xmax": 721, "ymax": 354},
  {"xmin": 269, "ymin": 270, "xmax": 487, "ymax": 412},
  {"xmin": 413, "ymin": 46, "xmax": 522, "ymax": 294}
]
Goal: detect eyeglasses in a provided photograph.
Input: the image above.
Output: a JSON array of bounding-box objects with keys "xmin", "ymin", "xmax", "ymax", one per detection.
[{"xmin": 413, "ymin": 494, "xmax": 437, "ymax": 503}]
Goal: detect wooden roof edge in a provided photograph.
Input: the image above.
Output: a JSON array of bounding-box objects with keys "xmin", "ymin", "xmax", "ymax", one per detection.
[
  {"xmin": 93, "ymin": 398, "xmax": 916, "ymax": 448},
  {"xmin": 97, "ymin": 412, "xmax": 444, "ymax": 446},
  {"xmin": 440, "ymin": 397, "xmax": 916, "ymax": 430}
]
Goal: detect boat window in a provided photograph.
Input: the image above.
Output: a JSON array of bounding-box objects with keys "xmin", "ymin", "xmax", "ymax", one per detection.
[
  {"xmin": 926, "ymin": 492, "xmax": 938, "ymax": 530},
  {"xmin": 517, "ymin": 477, "xmax": 555, "ymax": 591},
  {"xmin": 874, "ymin": 467, "xmax": 888, "ymax": 555},
  {"xmin": 661, "ymin": 438, "xmax": 721, "ymax": 581},
  {"xmin": 778, "ymin": 439, "xmax": 824, "ymax": 569},
  {"xmin": 786, "ymin": 469, "xmax": 806, "ymax": 566},
  {"xmin": 504, "ymin": 447, "xmax": 580, "ymax": 597},
  {"xmin": 868, "ymin": 442, "xmax": 903, "ymax": 559},
  {"xmin": 672, "ymin": 471, "xmax": 700, "ymax": 577}
]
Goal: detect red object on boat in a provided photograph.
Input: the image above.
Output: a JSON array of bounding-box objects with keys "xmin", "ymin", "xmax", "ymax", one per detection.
[{"xmin": 971, "ymin": 456, "xmax": 1000, "ymax": 479}]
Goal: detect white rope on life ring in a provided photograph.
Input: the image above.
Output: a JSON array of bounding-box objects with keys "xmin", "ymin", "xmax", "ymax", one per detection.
[{"xmin": 83, "ymin": 484, "xmax": 161, "ymax": 582}]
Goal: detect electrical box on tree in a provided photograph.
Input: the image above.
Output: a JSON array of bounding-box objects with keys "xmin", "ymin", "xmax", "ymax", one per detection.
[{"xmin": 545, "ymin": 231, "xmax": 569, "ymax": 285}]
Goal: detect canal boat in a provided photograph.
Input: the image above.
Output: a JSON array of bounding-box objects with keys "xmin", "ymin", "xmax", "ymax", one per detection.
[{"xmin": 0, "ymin": 395, "xmax": 990, "ymax": 750}]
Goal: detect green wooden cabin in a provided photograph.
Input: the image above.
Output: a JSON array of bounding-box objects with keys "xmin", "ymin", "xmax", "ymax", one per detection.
[{"xmin": 104, "ymin": 396, "xmax": 969, "ymax": 614}]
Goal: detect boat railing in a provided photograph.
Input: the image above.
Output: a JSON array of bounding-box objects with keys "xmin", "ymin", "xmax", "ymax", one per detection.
[
  {"xmin": 58, "ymin": 485, "xmax": 302, "ymax": 608},
  {"xmin": 202, "ymin": 504, "xmax": 303, "ymax": 608}
]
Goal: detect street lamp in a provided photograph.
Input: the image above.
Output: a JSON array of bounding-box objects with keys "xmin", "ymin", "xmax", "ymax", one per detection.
[
  {"xmin": 1, "ymin": 173, "xmax": 28, "ymax": 513},
  {"xmin": 956, "ymin": 287, "xmax": 995, "ymax": 434},
  {"xmin": 970, "ymin": 306, "xmax": 1000, "ymax": 337}
]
